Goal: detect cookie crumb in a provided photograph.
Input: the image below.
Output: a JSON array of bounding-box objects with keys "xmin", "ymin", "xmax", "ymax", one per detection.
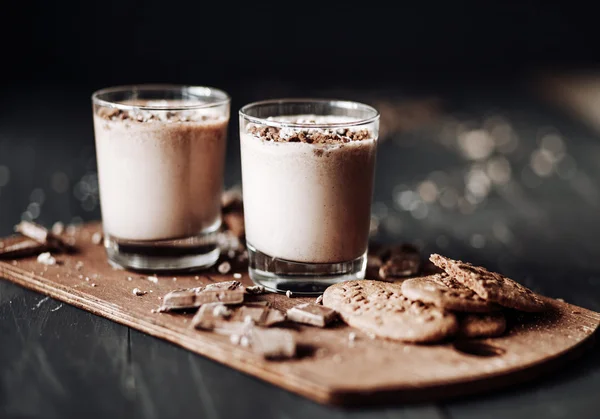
[
  {"xmin": 315, "ymin": 295, "xmax": 323, "ymax": 305},
  {"xmin": 556, "ymin": 298, "xmax": 565, "ymax": 302},
  {"xmin": 127, "ymin": 276, "xmax": 133, "ymax": 281},
  {"xmin": 286, "ymin": 290, "xmax": 292, "ymax": 298},
  {"xmin": 172, "ymin": 277, "xmax": 177, "ymax": 281},
  {"xmin": 75, "ymin": 261, "xmax": 84, "ymax": 271},
  {"xmin": 147, "ymin": 275, "xmax": 159, "ymax": 284},
  {"xmin": 348, "ymin": 332, "xmax": 357, "ymax": 342},
  {"xmin": 233, "ymin": 273, "xmax": 242, "ymax": 279},
  {"xmin": 218, "ymin": 261, "xmax": 231, "ymax": 274},
  {"xmin": 132, "ymin": 288, "xmax": 146, "ymax": 296},
  {"xmin": 37, "ymin": 252, "xmax": 56, "ymax": 266},
  {"xmin": 151, "ymin": 309, "xmax": 157, "ymax": 313},
  {"xmin": 230, "ymin": 334, "xmax": 241, "ymax": 345},
  {"xmin": 240, "ymin": 336, "xmax": 250, "ymax": 347},
  {"xmin": 91, "ymin": 283, "xmax": 97, "ymax": 287},
  {"xmin": 91, "ymin": 232, "xmax": 103, "ymax": 245}
]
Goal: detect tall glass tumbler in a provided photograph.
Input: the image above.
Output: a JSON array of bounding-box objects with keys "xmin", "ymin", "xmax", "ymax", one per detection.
[
  {"xmin": 92, "ymin": 85, "xmax": 230, "ymax": 271},
  {"xmin": 239, "ymin": 99, "xmax": 379, "ymax": 294}
]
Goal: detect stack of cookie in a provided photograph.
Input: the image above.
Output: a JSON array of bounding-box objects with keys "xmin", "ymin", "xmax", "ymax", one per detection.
[{"xmin": 323, "ymin": 254, "xmax": 546, "ymax": 343}]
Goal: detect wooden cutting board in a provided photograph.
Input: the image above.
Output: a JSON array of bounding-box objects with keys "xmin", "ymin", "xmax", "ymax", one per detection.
[{"xmin": 0, "ymin": 223, "xmax": 598, "ymax": 406}]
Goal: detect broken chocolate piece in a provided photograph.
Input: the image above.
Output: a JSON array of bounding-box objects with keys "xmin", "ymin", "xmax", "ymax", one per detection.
[
  {"xmin": 160, "ymin": 281, "xmax": 245, "ymax": 312},
  {"xmin": 0, "ymin": 235, "xmax": 48, "ymax": 259},
  {"xmin": 159, "ymin": 287, "xmax": 203, "ymax": 311},
  {"xmin": 262, "ymin": 308, "xmax": 286, "ymax": 327},
  {"xmin": 203, "ymin": 280, "xmax": 242, "ymax": 291},
  {"xmin": 231, "ymin": 306, "xmax": 268, "ymax": 324},
  {"xmin": 198, "ymin": 289, "xmax": 245, "ymax": 305},
  {"xmin": 230, "ymin": 305, "xmax": 286, "ymax": 327},
  {"xmin": 378, "ymin": 244, "xmax": 421, "ymax": 280},
  {"xmin": 192, "ymin": 303, "xmax": 227, "ymax": 330},
  {"xmin": 286, "ymin": 303, "xmax": 337, "ymax": 327},
  {"xmin": 250, "ymin": 328, "xmax": 296, "ymax": 360},
  {"xmin": 14, "ymin": 221, "xmax": 71, "ymax": 252},
  {"xmin": 245, "ymin": 285, "xmax": 266, "ymax": 295}
]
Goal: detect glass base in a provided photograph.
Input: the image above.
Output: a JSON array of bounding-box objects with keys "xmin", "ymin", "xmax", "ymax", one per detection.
[
  {"xmin": 247, "ymin": 243, "xmax": 366, "ymax": 295},
  {"xmin": 104, "ymin": 232, "xmax": 220, "ymax": 272}
]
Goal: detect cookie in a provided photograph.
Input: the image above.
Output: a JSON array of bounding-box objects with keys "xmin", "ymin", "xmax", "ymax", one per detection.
[
  {"xmin": 322, "ymin": 280, "xmax": 458, "ymax": 343},
  {"xmin": 458, "ymin": 312, "xmax": 506, "ymax": 338},
  {"xmin": 430, "ymin": 254, "xmax": 546, "ymax": 312},
  {"xmin": 401, "ymin": 274, "xmax": 500, "ymax": 312}
]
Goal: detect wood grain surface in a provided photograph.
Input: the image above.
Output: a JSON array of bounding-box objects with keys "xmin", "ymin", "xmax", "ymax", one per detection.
[{"xmin": 1, "ymin": 223, "xmax": 598, "ymax": 406}]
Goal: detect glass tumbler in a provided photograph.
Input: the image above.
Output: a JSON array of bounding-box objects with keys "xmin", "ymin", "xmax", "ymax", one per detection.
[
  {"xmin": 239, "ymin": 99, "xmax": 379, "ymax": 294},
  {"xmin": 92, "ymin": 85, "xmax": 230, "ymax": 271}
]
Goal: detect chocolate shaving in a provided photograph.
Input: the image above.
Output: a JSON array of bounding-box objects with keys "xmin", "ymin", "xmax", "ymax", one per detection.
[{"xmin": 247, "ymin": 124, "xmax": 373, "ymax": 144}]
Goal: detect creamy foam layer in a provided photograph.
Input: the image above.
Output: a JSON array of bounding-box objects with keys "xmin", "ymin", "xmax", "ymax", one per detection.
[
  {"xmin": 241, "ymin": 116, "xmax": 377, "ymax": 263},
  {"xmin": 94, "ymin": 104, "xmax": 228, "ymax": 241}
]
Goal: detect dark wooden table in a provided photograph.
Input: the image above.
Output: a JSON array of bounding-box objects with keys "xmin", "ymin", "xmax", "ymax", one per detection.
[{"xmin": 1, "ymin": 81, "xmax": 599, "ymax": 418}]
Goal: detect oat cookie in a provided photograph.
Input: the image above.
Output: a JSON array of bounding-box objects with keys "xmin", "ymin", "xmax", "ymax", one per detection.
[
  {"xmin": 322, "ymin": 280, "xmax": 458, "ymax": 343},
  {"xmin": 430, "ymin": 254, "xmax": 546, "ymax": 312},
  {"xmin": 401, "ymin": 274, "xmax": 500, "ymax": 312},
  {"xmin": 458, "ymin": 312, "xmax": 507, "ymax": 338}
]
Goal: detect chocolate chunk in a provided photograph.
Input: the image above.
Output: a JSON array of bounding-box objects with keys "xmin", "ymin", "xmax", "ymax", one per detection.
[
  {"xmin": 196, "ymin": 289, "xmax": 245, "ymax": 306},
  {"xmin": 0, "ymin": 235, "xmax": 48, "ymax": 259},
  {"xmin": 245, "ymin": 285, "xmax": 266, "ymax": 295},
  {"xmin": 159, "ymin": 282, "xmax": 244, "ymax": 311},
  {"xmin": 378, "ymin": 244, "xmax": 421, "ymax": 280},
  {"xmin": 159, "ymin": 287, "xmax": 203, "ymax": 311},
  {"xmin": 230, "ymin": 305, "xmax": 286, "ymax": 327},
  {"xmin": 192, "ymin": 303, "xmax": 229, "ymax": 330},
  {"xmin": 204, "ymin": 281, "xmax": 242, "ymax": 291},
  {"xmin": 286, "ymin": 303, "xmax": 337, "ymax": 327},
  {"xmin": 250, "ymin": 328, "xmax": 296, "ymax": 360},
  {"xmin": 14, "ymin": 221, "xmax": 71, "ymax": 253}
]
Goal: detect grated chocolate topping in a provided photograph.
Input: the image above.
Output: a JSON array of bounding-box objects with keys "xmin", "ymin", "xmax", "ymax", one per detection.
[{"xmin": 247, "ymin": 124, "xmax": 372, "ymax": 144}]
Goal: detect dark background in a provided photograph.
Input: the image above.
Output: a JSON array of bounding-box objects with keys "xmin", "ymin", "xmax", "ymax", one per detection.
[
  {"xmin": 2, "ymin": 2, "xmax": 598, "ymax": 88},
  {"xmin": 1, "ymin": 2, "xmax": 600, "ymax": 419}
]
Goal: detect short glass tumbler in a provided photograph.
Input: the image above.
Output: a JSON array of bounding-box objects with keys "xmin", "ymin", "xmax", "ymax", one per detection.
[
  {"xmin": 239, "ymin": 99, "xmax": 379, "ymax": 294},
  {"xmin": 92, "ymin": 85, "xmax": 230, "ymax": 271}
]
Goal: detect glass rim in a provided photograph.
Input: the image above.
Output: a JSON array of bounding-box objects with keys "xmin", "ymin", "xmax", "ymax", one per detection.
[
  {"xmin": 239, "ymin": 98, "xmax": 380, "ymax": 128},
  {"xmin": 91, "ymin": 84, "xmax": 231, "ymax": 111}
]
